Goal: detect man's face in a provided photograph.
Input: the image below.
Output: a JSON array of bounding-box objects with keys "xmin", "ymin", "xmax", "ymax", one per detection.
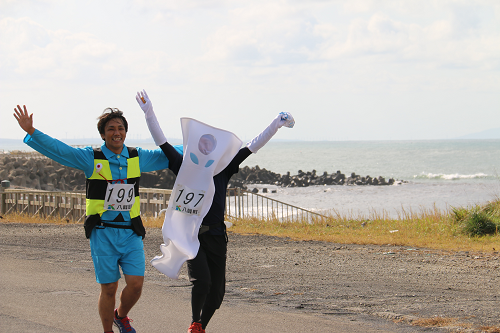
[{"xmin": 101, "ymin": 118, "xmax": 126, "ymax": 154}]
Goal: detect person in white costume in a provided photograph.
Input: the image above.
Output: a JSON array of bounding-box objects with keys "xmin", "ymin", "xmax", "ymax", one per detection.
[
  {"xmin": 136, "ymin": 90, "xmax": 294, "ymax": 333},
  {"xmin": 151, "ymin": 118, "xmax": 242, "ymax": 279}
]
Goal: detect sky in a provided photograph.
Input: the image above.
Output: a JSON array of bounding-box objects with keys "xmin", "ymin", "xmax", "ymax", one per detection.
[{"xmin": 1, "ymin": 0, "xmax": 499, "ymax": 142}]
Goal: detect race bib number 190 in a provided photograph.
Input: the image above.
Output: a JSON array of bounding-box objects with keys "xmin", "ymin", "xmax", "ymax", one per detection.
[
  {"xmin": 171, "ymin": 183, "xmax": 205, "ymax": 216},
  {"xmin": 104, "ymin": 183, "xmax": 135, "ymax": 211}
]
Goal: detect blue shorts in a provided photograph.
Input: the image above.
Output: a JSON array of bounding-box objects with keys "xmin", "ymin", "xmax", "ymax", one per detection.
[{"xmin": 89, "ymin": 225, "xmax": 145, "ymax": 284}]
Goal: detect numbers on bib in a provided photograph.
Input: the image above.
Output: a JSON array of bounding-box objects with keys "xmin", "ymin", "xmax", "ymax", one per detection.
[
  {"xmin": 104, "ymin": 183, "xmax": 135, "ymax": 211},
  {"xmin": 172, "ymin": 184, "xmax": 205, "ymax": 216},
  {"xmin": 107, "ymin": 186, "xmax": 134, "ymax": 203},
  {"xmin": 175, "ymin": 189, "xmax": 204, "ymax": 207}
]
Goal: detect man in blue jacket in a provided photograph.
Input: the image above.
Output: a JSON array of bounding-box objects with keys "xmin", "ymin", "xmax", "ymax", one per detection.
[{"xmin": 13, "ymin": 105, "xmax": 180, "ymax": 333}]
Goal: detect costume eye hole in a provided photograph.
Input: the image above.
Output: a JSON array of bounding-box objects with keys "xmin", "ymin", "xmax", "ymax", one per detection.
[
  {"xmin": 205, "ymin": 160, "xmax": 214, "ymax": 168},
  {"xmin": 190, "ymin": 152, "xmax": 199, "ymax": 165},
  {"xmin": 198, "ymin": 134, "xmax": 217, "ymax": 155}
]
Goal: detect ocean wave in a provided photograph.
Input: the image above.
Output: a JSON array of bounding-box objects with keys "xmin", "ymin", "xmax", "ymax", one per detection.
[{"xmin": 413, "ymin": 172, "xmax": 490, "ymax": 180}]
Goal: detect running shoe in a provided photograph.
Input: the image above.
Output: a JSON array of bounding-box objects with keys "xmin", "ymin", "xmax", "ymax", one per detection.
[
  {"xmin": 114, "ymin": 309, "xmax": 136, "ymax": 333},
  {"xmin": 187, "ymin": 321, "xmax": 205, "ymax": 333}
]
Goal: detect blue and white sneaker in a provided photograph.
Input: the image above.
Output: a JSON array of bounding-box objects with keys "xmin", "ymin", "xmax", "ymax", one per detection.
[{"xmin": 114, "ymin": 309, "xmax": 136, "ymax": 333}]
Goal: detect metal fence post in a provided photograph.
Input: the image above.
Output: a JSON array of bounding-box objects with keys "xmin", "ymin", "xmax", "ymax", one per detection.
[
  {"xmin": 1, "ymin": 180, "xmax": 10, "ymax": 215},
  {"xmin": 0, "ymin": 183, "xmax": 4, "ymax": 215},
  {"xmin": 237, "ymin": 187, "xmax": 241, "ymax": 218},
  {"xmin": 0, "ymin": 184, "xmax": 3, "ymax": 215}
]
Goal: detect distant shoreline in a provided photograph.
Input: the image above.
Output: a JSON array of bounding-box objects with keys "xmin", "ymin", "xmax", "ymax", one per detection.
[{"xmin": 3, "ymin": 137, "xmax": 500, "ymax": 148}]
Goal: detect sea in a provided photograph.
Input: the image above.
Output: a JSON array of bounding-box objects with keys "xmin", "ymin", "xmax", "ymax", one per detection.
[{"xmin": 2, "ymin": 139, "xmax": 500, "ymax": 218}]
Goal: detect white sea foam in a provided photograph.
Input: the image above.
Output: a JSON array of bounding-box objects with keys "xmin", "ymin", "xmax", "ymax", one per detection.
[{"xmin": 414, "ymin": 172, "xmax": 490, "ymax": 180}]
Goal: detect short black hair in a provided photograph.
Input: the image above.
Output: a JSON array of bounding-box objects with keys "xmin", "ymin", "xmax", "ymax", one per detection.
[{"xmin": 97, "ymin": 108, "xmax": 128, "ymax": 136}]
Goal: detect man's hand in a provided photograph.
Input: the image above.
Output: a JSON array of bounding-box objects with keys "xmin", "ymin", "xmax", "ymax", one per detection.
[{"xmin": 13, "ymin": 105, "xmax": 35, "ymax": 135}]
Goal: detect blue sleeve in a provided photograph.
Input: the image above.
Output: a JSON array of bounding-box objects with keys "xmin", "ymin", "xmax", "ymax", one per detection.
[
  {"xmin": 24, "ymin": 129, "xmax": 95, "ymax": 177},
  {"xmin": 136, "ymin": 144, "xmax": 183, "ymax": 172}
]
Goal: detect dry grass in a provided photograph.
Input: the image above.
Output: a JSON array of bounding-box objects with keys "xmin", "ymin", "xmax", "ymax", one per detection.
[
  {"xmin": 3, "ymin": 201, "xmax": 500, "ymax": 253},
  {"xmin": 411, "ymin": 316, "xmax": 459, "ymax": 327},
  {"xmin": 0, "ymin": 212, "xmax": 165, "ymax": 228},
  {"xmin": 225, "ymin": 205, "xmax": 500, "ymax": 253},
  {"xmin": 0, "ymin": 212, "xmax": 76, "ymax": 225}
]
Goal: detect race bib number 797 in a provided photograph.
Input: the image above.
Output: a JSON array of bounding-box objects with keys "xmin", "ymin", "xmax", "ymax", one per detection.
[{"xmin": 171, "ymin": 183, "xmax": 205, "ymax": 216}]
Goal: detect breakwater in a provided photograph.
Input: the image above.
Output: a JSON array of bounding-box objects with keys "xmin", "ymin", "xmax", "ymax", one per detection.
[{"xmin": 0, "ymin": 155, "xmax": 404, "ymax": 191}]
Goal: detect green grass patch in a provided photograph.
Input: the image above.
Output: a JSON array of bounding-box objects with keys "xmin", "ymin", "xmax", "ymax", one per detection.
[{"xmin": 452, "ymin": 200, "xmax": 500, "ymax": 236}]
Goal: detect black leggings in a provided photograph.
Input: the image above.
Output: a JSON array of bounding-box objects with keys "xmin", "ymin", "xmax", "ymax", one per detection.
[{"xmin": 187, "ymin": 234, "xmax": 227, "ymax": 329}]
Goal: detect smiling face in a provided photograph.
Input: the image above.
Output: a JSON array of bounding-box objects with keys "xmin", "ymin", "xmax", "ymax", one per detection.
[{"xmin": 101, "ymin": 118, "xmax": 126, "ymax": 154}]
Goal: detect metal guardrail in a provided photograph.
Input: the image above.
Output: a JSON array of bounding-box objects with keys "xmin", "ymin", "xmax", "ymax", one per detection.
[
  {"xmin": 225, "ymin": 187, "xmax": 326, "ymax": 222},
  {"xmin": 139, "ymin": 188, "xmax": 172, "ymax": 217},
  {"xmin": 0, "ymin": 188, "xmax": 172, "ymax": 222},
  {"xmin": 0, "ymin": 187, "xmax": 325, "ymax": 223},
  {"xmin": 0, "ymin": 189, "xmax": 87, "ymax": 221}
]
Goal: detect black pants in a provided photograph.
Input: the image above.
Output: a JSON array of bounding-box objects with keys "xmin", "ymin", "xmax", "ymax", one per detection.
[{"xmin": 187, "ymin": 233, "xmax": 227, "ymax": 326}]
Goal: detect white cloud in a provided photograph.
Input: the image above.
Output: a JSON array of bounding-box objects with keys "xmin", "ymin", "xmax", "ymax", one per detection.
[
  {"xmin": 313, "ymin": 7, "xmax": 499, "ymax": 72},
  {"xmin": 201, "ymin": 2, "xmax": 325, "ymax": 67},
  {"xmin": 133, "ymin": 0, "xmax": 230, "ymax": 11},
  {"xmin": 0, "ymin": 17, "xmax": 115, "ymax": 79},
  {"xmin": 0, "ymin": 0, "xmax": 499, "ymax": 141},
  {"xmin": 0, "ymin": 16, "xmax": 187, "ymax": 84},
  {"xmin": 0, "ymin": 17, "xmax": 50, "ymax": 51}
]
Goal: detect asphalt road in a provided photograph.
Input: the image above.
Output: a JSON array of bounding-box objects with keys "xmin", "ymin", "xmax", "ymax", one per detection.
[
  {"xmin": 0, "ymin": 222, "xmax": 435, "ymax": 333},
  {"xmin": 1, "ymin": 255, "xmax": 420, "ymax": 333}
]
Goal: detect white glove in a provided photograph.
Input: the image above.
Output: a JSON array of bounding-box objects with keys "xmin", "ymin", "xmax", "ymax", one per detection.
[
  {"xmin": 136, "ymin": 90, "xmax": 167, "ymax": 146},
  {"xmin": 279, "ymin": 112, "xmax": 295, "ymax": 128},
  {"xmin": 246, "ymin": 112, "xmax": 295, "ymax": 153}
]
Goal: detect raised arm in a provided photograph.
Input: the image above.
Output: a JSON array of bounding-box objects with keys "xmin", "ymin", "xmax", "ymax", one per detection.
[
  {"xmin": 136, "ymin": 90, "xmax": 183, "ymax": 173},
  {"xmin": 246, "ymin": 112, "xmax": 295, "ymax": 153},
  {"xmin": 136, "ymin": 90, "xmax": 167, "ymax": 146},
  {"xmin": 13, "ymin": 105, "xmax": 35, "ymax": 135},
  {"xmin": 13, "ymin": 104, "xmax": 94, "ymax": 175}
]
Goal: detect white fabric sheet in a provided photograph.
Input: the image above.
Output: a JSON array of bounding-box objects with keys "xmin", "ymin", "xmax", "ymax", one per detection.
[{"xmin": 151, "ymin": 118, "xmax": 242, "ymax": 279}]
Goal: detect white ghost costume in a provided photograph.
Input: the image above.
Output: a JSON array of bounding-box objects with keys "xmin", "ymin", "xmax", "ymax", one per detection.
[
  {"xmin": 136, "ymin": 90, "xmax": 294, "ymax": 279},
  {"xmin": 150, "ymin": 118, "xmax": 242, "ymax": 279}
]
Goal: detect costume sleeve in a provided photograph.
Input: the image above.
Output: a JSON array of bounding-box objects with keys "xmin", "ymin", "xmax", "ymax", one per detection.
[
  {"xmin": 159, "ymin": 142, "xmax": 183, "ymax": 175},
  {"xmin": 231, "ymin": 147, "xmax": 252, "ymax": 166},
  {"xmin": 136, "ymin": 90, "xmax": 167, "ymax": 146},
  {"xmin": 246, "ymin": 112, "xmax": 294, "ymax": 154},
  {"xmin": 223, "ymin": 147, "xmax": 252, "ymax": 177},
  {"xmin": 143, "ymin": 106, "xmax": 167, "ymax": 146},
  {"xmin": 24, "ymin": 129, "xmax": 95, "ymax": 177}
]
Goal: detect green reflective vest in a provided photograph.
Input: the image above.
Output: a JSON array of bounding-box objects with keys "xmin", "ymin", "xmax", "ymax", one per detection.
[{"xmin": 84, "ymin": 147, "xmax": 145, "ymax": 238}]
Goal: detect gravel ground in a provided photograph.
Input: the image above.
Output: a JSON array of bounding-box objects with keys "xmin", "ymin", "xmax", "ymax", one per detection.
[{"xmin": 1, "ymin": 221, "xmax": 500, "ymax": 332}]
